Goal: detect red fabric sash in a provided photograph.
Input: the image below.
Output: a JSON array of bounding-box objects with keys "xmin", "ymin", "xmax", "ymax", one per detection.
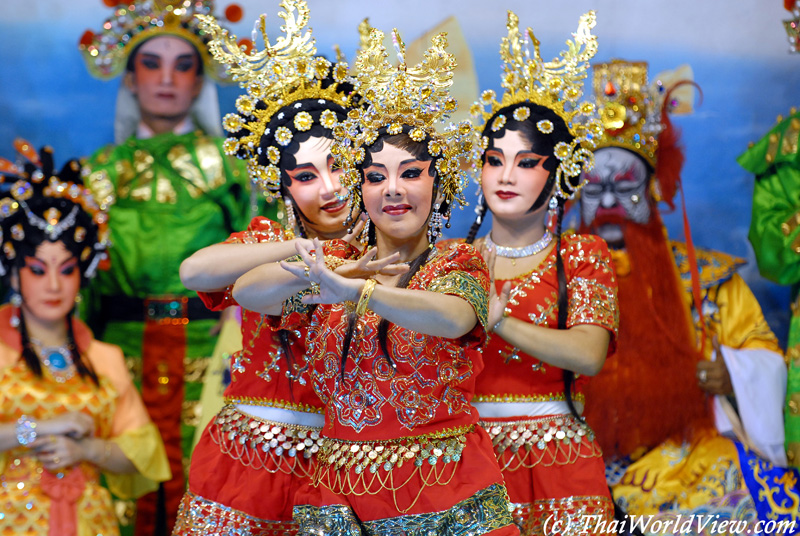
[{"xmin": 41, "ymin": 467, "xmax": 87, "ymax": 536}]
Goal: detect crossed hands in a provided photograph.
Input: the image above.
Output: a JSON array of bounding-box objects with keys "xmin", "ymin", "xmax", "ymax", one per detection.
[
  {"xmin": 28, "ymin": 411, "xmax": 95, "ymax": 472},
  {"xmin": 280, "ymin": 238, "xmax": 409, "ymax": 305}
]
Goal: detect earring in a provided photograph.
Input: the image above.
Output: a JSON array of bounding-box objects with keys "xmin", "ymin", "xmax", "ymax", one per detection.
[
  {"xmin": 10, "ymin": 291, "xmax": 21, "ymax": 328},
  {"xmin": 475, "ymin": 192, "xmax": 485, "ymax": 226},
  {"xmin": 285, "ymin": 199, "xmax": 298, "ymax": 238},
  {"xmin": 427, "ymin": 203, "xmax": 443, "ymax": 242},
  {"xmin": 547, "ymin": 196, "xmax": 558, "ymax": 229},
  {"xmin": 360, "ymin": 215, "xmax": 371, "ymax": 246}
]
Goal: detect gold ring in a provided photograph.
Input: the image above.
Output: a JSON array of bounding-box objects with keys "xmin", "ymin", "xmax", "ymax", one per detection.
[
  {"xmin": 303, "ymin": 266, "xmax": 311, "ymax": 278},
  {"xmin": 698, "ymin": 369, "xmax": 708, "ymax": 383},
  {"xmin": 53, "ymin": 456, "xmax": 60, "ymax": 464}
]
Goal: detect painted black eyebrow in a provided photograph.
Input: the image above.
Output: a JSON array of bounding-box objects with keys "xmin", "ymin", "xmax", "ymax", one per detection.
[
  {"xmin": 486, "ymin": 147, "xmax": 547, "ymax": 159},
  {"xmin": 286, "ymin": 163, "xmax": 316, "ymax": 172}
]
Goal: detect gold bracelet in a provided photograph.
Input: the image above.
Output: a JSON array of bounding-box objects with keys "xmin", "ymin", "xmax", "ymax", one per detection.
[{"xmin": 355, "ymin": 279, "xmax": 377, "ymax": 316}]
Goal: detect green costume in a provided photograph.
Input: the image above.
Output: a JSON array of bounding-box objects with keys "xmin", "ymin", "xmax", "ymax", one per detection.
[
  {"xmin": 82, "ymin": 129, "xmax": 258, "ymax": 530},
  {"xmin": 741, "ymin": 107, "xmax": 800, "ymax": 467}
]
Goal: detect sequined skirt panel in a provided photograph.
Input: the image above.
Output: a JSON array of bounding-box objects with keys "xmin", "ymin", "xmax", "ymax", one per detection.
[
  {"xmin": 173, "ymin": 491, "xmax": 297, "ymax": 536},
  {"xmin": 480, "ymin": 415, "xmax": 613, "ymax": 536},
  {"xmin": 295, "ymin": 426, "xmax": 512, "ymax": 522},
  {"xmin": 183, "ymin": 405, "xmax": 320, "ymax": 525},
  {"xmin": 293, "ymin": 483, "xmax": 518, "ymax": 536}
]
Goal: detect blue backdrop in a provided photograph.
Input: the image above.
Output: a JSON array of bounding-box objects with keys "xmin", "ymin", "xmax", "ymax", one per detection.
[{"xmin": 1, "ymin": 0, "xmax": 798, "ymax": 341}]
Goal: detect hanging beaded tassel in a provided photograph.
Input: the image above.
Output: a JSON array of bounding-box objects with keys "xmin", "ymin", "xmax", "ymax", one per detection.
[
  {"xmin": 427, "ymin": 204, "xmax": 443, "ymax": 242},
  {"xmin": 10, "ymin": 291, "xmax": 21, "ymax": 327},
  {"xmin": 546, "ymin": 196, "xmax": 558, "ymax": 230},
  {"xmin": 360, "ymin": 216, "xmax": 371, "ymax": 247},
  {"xmin": 285, "ymin": 199, "xmax": 298, "ymax": 238}
]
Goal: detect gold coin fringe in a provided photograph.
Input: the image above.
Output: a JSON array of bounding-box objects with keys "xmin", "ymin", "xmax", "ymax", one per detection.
[
  {"xmin": 480, "ymin": 415, "xmax": 602, "ymax": 471},
  {"xmin": 209, "ymin": 404, "xmax": 323, "ymax": 477}
]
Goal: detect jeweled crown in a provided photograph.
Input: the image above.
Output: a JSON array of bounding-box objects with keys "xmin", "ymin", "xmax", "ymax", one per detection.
[
  {"xmin": 592, "ymin": 60, "xmax": 669, "ymax": 168},
  {"xmin": 79, "ymin": 0, "xmax": 241, "ymax": 81},
  {"xmin": 471, "ymin": 11, "xmax": 602, "ymax": 199},
  {"xmin": 0, "ymin": 140, "xmax": 113, "ymax": 279},
  {"xmin": 198, "ymin": 0, "xmax": 353, "ymax": 193},
  {"xmin": 332, "ymin": 27, "xmax": 476, "ymax": 211}
]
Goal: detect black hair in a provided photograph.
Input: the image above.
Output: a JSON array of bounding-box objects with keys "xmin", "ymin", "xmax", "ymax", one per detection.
[
  {"xmin": 1, "ymin": 148, "xmax": 102, "ymax": 386},
  {"xmin": 247, "ymin": 93, "xmax": 352, "ymax": 381},
  {"xmin": 340, "ymin": 127, "xmax": 443, "ymax": 377},
  {"xmin": 466, "ymin": 103, "xmax": 583, "ymax": 421},
  {"xmin": 125, "ymin": 35, "xmax": 205, "ymax": 76}
]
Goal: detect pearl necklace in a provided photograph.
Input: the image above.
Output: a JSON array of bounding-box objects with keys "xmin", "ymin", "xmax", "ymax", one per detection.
[
  {"xmin": 29, "ymin": 338, "xmax": 76, "ymax": 383},
  {"xmin": 486, "ymin": 230, "xmax": 553, "ymax": 261}
]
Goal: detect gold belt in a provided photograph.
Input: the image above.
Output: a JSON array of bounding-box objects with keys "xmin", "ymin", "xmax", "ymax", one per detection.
[{"xmin": 320, "ymin": 425, "xmax": 473, "ymax": 475}]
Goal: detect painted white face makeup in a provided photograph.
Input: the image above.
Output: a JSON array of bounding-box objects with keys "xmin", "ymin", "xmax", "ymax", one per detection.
[
  {"xmin": 361, "ymin": 143, "xmax": 435, "ymax": 242},
  {"xmin": 580, "ymin": 147, "xmax": 651, "ymax": 244},
  {"xmin": 284, "ymin": 136, "xmax": 348, "ymax": 238},
  {"xmin": 481, "ymin": 129, "xmax": 551, "ymax": 221}
]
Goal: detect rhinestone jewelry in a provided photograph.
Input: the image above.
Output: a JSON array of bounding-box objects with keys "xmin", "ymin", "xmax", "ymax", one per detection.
[{"xmin": 486, "ymin": 230, "xmax": 553, "ymax": 259}]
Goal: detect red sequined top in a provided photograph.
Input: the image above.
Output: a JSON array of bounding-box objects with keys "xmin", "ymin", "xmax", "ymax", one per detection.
[
  {"xmin": 198, "ymin": 217, "xmax": 323, "ymax": 414},
  {"xmin": 472, "ymin": 234, "xmax": 619, "ymax": 405},
  {"xmin": 279, "ymin": 241, "xmax": 490, "ymax": 441}
]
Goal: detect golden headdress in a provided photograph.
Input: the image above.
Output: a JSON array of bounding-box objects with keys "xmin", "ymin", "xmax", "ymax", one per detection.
[
  {"xmin": 79, "ymin": 0, "xmax": 244, "ymax": 81},
  {"xmin": 0, "ymin": 140, "xmax": 113, "ymax": 280},
  {"xmin": 332, "ymin": 27, "xmax": 476, "ymax": 215},
  {"xmin": 471, "ymin": 11, "xmax": 602, "ymax": 199},
  {"xmin": 197, "ymin": 0, "xmax": 354, "ymax": 193},
  {"xmin": 592, "ymin": 60, "xmax": 667, "ymax": 168}
]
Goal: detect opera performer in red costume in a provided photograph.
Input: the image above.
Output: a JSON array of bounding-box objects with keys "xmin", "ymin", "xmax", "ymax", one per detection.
[
  {"xmin": 234, "ymin": 26, "xmax": 518, "ymax": 535},
  {"xmin": 462, "ymin": 11, "xmax": 618, "ymax": 535},
  {"xmin": 171, "ymin": 2, "xmax": 367, "ymax": 533}
]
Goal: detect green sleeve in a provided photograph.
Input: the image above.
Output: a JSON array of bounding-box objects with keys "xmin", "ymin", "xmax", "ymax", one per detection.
[{"xmin": 742, "ymin": 111, "xmax": 800, "ymax": 286}]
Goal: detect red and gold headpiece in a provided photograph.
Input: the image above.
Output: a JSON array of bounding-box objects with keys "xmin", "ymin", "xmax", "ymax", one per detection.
[{"xmin": 79, "ymin": 0, "xmax": 244, "ymax": 81}]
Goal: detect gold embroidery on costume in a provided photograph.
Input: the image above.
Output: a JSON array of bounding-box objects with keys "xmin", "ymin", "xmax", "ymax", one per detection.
[
  {"xmin": 294, "ymin": 483, "xmax": 515, "ymax": 535},
  {"xmin": 473, "ymin": 392, "xmax": 586, "ymax": 404},
  {"xmin": 174, "ymin": 491, "xmax": 296, "ymax": 535},
  {"xmin": 169, "ymin": 144, "xmax": 207, "ymax": 199},
  {"xmin": 524, "ymin": 495, "xmax": 615, "ymax": 536},
  {"xmin": 567, "ymin": 278, "xmax": 618, "ymax": 335},
  {"xmin": 194, "ymin": 137, "xmax": 227, "ymax": 191},
  {"xmin": 428, "ymin": 271, "xmax": 489, "ymax": 327}
]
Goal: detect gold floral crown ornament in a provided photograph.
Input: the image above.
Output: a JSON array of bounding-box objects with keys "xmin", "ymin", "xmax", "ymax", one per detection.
[
  {"xmin": 591, "ymin": 60, "xmax": 671, "ymax": 168},
  {"xmin": 471, "ymin": 11, "xmax": 602, "ymax": 199},
  {"xmin": 333, "ymin": 28, "xmax": 476, "ymax": 214},
  {"xmin": 0, "ymin": 140, "xmax": 113, "ymax": 280},
  {"xmin": 197, "ymin": 0, "xmax": 354, "ymax": 193},
  {"xmin": 79, "ymin": 0, "xmax": 245, "ymax": 82}
]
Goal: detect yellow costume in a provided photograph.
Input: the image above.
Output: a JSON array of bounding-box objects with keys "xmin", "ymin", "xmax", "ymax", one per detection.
[
  {"xmin": 0, "ymin": 306, "xmax": 170, "ymax": 536},
  {"xmin": 612, "ymin": 243, "xmax": 786, "ymax": 516}
]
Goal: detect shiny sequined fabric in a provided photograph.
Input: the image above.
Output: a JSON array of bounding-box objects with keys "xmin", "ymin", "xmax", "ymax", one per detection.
[
  {"xmin": 173, "ymin": 491, "xmax": 297, "ymax": 536},
  {"xmin": 294, "ymin": 483, "xmax": 515, "ymax": 536}
]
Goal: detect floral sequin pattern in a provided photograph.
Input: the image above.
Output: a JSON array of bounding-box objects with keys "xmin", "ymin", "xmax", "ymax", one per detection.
[
  {"xmin": 567, "ymin": 277, "xmax": 618, "ymax": 337},
  {"xmin": 307, "ymin": 242, "xmax": 488, "ymax": 434}
]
